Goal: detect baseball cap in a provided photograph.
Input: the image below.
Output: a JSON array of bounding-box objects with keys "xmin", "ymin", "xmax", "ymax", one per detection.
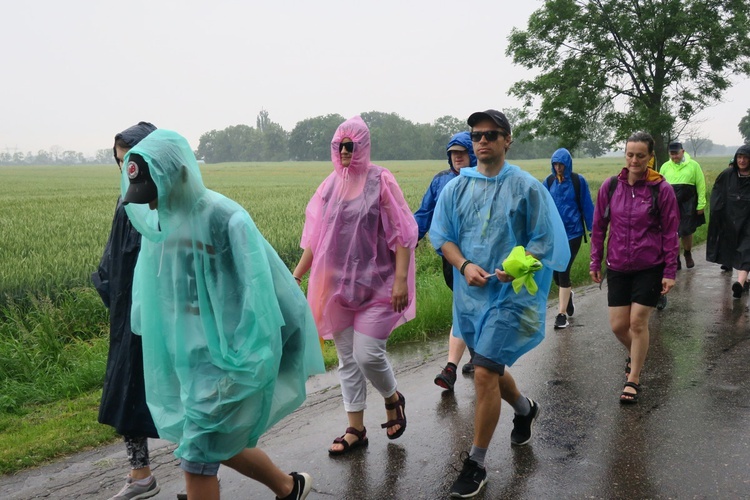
[
  {"xmin": 467, "ymin": 109, "xmax": 512, "ymax": 135},
  {"xmin": 447, "ymin": 144, "xmax": 467, "ymax": 152},
  {"xmin": 123, "ymin": 153, "xmax": 158, "ymax": 204},
  {"xmin": 668, "ymin": 141, "xmax": 683, "ymax": 152}
]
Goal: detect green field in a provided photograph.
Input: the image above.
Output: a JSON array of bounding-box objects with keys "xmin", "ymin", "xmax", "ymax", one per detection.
[{"xmin": 0, "ymin": 155, "xmax": 731, "ymax": 473}]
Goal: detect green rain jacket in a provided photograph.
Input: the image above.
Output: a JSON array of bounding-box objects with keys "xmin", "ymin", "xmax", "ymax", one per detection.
[
  {"xmin": 660, "ymin": 152, "xmax": 707, "ymax": 235},
  {"xmin": 122, "ymin": 130, "xmax": 324, "ymax": 463}
]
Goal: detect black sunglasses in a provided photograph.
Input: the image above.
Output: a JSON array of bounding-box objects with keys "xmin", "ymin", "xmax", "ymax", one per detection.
[
  {"xmin": 338, "ymin": 142, "xmax": 355, "ymax": 153},
  {"xmin": 470, "ymin": 130, "xmax": 506, "ymax": 142}
]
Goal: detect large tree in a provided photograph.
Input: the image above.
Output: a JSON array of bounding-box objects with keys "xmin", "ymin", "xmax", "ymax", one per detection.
[
  {"xmin": 507, "ymin": 0, "xmax": 750, "ymax": 160},
  {"xmin": 739, "ymin": 108, "xmax": 750, "ymax": 145}
]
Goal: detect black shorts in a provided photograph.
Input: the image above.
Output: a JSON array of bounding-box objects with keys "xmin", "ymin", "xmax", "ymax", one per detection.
[
  {"xmin": 441, "ymin": 255, "xmax": 454, "ymax": 291},
  {"xmin": 606, "ymin": 265, "xmax": 664, "ymax": 308},
  {"xmin": 467, "ymin": 348, "xmax": 505, "ymax": 375}
]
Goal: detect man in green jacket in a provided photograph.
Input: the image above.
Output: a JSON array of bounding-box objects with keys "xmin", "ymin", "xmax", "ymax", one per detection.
[{"xmin": 660, "ymin": 141, "xmax": 707, "ymax": 270}]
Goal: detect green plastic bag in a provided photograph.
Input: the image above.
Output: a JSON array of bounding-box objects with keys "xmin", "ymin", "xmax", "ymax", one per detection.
[{"xmin": 502, "ymin": 246, "xmax": 543, "ymax": 295}]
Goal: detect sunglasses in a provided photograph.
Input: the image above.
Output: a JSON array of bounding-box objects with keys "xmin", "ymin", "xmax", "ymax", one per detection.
[
  {"xmin": 470, "ymin": 130, "xmax": 506, "ymax": 142},
  {"xmin": 338, "ymin": 142, "xmax": 355, "ymax": 153}
]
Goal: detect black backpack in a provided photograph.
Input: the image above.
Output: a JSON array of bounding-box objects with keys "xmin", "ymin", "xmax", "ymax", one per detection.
[
  {"xmin": 602, "ymin": 176, "xmax": 660, "ymax": 220},
  {"xmin": 546, "ymin": 172, "xmax": 588, "ymax": 242}
]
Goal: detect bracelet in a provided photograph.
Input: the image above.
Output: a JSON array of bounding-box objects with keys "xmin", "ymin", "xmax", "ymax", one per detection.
[
  {"xmin": 293, "ymin": 275, "xmax": 302, "ymax": 283},
  {"xmin": 460, "ymin": 260, "xmax": 472, "ymax": 276}
]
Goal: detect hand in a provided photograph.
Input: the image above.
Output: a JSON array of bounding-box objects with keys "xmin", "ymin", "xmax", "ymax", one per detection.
[
  {"xmin": 491, "ymin": 269, "xmax": 514, "ymax": 283},
  {"xmin": 391, "ymin": 277, "xmax": 408, "ymax": 313},
  {"xmin": 696, "ymin": 209, "xmax": 704, "ymax": 215},
  {"xmin": 661, "ymin": 278, "xmax": 676, "ymax": 294},
  {"xmin": 464, "ymin": 263, "xmax": 490, "ymax": 287},
  {"xmin": 590, "ymin": 269, "xmax": 602, "ymax": 284}
]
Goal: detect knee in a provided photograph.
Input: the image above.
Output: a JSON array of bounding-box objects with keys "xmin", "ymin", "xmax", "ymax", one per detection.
[{"xmin": 473, "ymin": 366, "xmax": 500, "ymax": 390}]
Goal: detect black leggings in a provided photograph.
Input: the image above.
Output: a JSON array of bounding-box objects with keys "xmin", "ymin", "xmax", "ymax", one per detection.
[{"xmin": 553, "ymin": 235, "xmax": 583, "ymax": 288}]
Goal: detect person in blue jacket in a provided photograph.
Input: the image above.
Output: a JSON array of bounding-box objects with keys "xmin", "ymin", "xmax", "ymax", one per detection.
[
  {"xmin": 414, "ymin": 131, "xmax": 477, "ymax": 391},
  {"xmin": 544, "ymin": 148, "xmax": 595, "ymax": 329}
]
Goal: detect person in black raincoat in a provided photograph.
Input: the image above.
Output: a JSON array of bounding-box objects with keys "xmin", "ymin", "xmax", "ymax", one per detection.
[
  {"xmin": 92, "ymin": 121, "xmax": 161, "ymax": 500},
  {"xmin": 706, "ymin": 145, "xmax": 750, "ymax": 298}
]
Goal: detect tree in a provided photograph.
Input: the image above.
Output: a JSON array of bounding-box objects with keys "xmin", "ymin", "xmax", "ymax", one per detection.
[
  {"xmin": 507, "ymin": 0, "xmax": 750, "ymax": 161},
  {"xmin": 289, "ymin": 114, "xmax": 345, "ymax": 161},
  {"xmin": 739, "ymin": 108, "xmax": 750, "ymax": 145}
]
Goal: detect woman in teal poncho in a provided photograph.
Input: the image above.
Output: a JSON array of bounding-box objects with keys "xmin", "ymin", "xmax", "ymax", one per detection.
[{"xmin": 122, "ymin": 129, "xmax": 324, "ymax": 500}]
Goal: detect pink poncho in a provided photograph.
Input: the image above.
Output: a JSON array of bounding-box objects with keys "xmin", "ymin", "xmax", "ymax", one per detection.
[{"xmin": 301, "ymin": 116, "xmax": 417, "ymax": 340}]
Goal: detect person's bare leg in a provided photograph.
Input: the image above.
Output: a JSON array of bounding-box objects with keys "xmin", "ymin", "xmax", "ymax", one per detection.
[
  {"xmin": 558, "ymin": 286, "xmax": 572, "ymax": 315},
  {"xmin": 499, "ymin": 370, "xmax": 522, "ymax": 405},
  {"xmin": 329, "ymin": 410, "xmax": 365, "ymax": 453},
  {"xmin": 447, "ymin": 327, "xmax": 467, "ymax": 366},
  {"xmin": 222, "ymin": 448, "xmax": 295, "ymax": 498},
  {"xmin": 609, "ymin": 305, "xmax": 633, "ymax": 350},
  {"xmin": 622, "ymin": 303, "xmax": 652, "ymax": 399},
  {"xmin": 738, "ymin": 270, "xmax": 749, "ymax": 287},
  {"xmin": 472, "ymin": 366, "xmax": 502, "ymax": 448},
  {"xmin": 681, "ymin": 234, "xmax": 693, "ymax": 252},
  {"xmin": 130, "ymin": 466, "xmax": 152, "ymax": 480},
  {"xmin": 184, "ymin": 472, "xmax": 220, "ymax": 500}
]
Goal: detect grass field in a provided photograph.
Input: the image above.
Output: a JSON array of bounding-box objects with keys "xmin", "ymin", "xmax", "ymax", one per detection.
[{"xmin": 0, "ymin": 155, "xmax": 730, "ymax": 473}]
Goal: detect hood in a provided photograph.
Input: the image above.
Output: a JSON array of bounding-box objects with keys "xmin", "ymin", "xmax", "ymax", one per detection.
[
  {"xmin": 331, "ymin": 116, "xmax": 371, "ymax": 178},
  {"xmin": 122, "ymin": 129, "xmax": 208, "ymax": 242},
  {"xmin": 460, "ymin": 162, "xmax": 517, "ymax": 182},
  {"xmin": 616, "ymin": 166, "xmax": 664, "ymax": 185},
  {"xmin": 446, "ymin": 131, "xmax": 477, "ymax": 173},
  {"xmin": 731, "ymin": 145, "xmax": 750, "ymax": 170},
  {"xmin": 113, "ymin": 121, "xmax": 156, "ymax": 162},
  {"xmin": 550, "ymin": 148, "xmax": 573, "ymax": 179}
]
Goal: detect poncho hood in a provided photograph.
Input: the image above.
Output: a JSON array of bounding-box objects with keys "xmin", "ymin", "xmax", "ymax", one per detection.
[
  {"xmin": 446, "ymin": 131, "xmax": 477, "ymax": 173},
  {"xmin": 550, "ymin": 148, "xmax": 573, "ymax": 179},
  {"xmin": 331, "ymin": 115, "xmax": 371, "ymax": 178},
  {"xmin": 122, "ymin": 130, "xmax": 208, "ymax": 243},
  {"xmin": 113, "ymin": 121, "xmax": 156, "ymax": 162},
  {"xmin": 731, "ymin": 145, "xmax": 750, "ymax": 170}
]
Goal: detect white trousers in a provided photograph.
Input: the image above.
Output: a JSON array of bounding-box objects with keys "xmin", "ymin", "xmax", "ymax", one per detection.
[{"xmin": 332, "ymin": 327, "xmax": 397, "ymax": 412}]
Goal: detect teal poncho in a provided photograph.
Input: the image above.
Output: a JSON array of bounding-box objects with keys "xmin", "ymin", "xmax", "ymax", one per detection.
[
  {"xmin": 122, "ymin": 130, "xmax": 324, "ymax": 463},
  {"xmin": 430, "ymin": 164, "xmax": 570, "ymax": 366}
]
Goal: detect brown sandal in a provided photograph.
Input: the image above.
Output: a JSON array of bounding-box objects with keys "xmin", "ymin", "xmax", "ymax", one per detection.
[
  {"xmin": 328, "ymin": 427, "xmax": 368, "ymax": 456},
  {"xmin": 381, "ymin": 391, "xmax": 406, "ymax": 440}
]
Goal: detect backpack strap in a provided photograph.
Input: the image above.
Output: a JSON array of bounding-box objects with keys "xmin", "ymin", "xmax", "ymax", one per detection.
[
  {"xmin": 603, "ymin": 175, "xmax": 661, "ymax": 221},
  {"xmin": 545, "ymin": 174, "xmax": 554, "ymax": 189},
  {"xmin": 570, "ymin": 172, "xmax": 587, "ymax": 243},
  {"xmin": 603, "ymin": 176, "xmax": 618, "ymax": 220}
]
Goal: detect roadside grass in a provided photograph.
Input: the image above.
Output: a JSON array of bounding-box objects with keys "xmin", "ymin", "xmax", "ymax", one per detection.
[{"xmin": 0, "ymin": 155, "xmax": 728, "ymax": 474}]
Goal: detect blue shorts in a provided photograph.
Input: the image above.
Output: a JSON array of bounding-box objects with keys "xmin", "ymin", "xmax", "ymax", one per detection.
[{"xmin": 179, "ymin": 459, "xmax": 220, "ymax": 476}]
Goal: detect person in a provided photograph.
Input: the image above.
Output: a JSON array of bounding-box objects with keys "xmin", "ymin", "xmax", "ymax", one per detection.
[
  {"xmin": 414, "ymin": 131, "xmax": 477, "ymax": 391},
  {"xmin": 91, "ymin": 121, "xmax": 161, "ymax": 500},
  {"xmin": 430, "ymin": 109, "xmax": 569, "ymax": 498},
  {"xmin": 706, "ymin": 145, "xmax": 750, "ymax": 298},
  {"xmin": 544, "ymin": 148, "xmax": 595, "ymax": 329},
  {"xmin": 659, "ymin": 141, "xmax": 707, "ymax": 271},
  {"xmin": 590, "ymin": 132, "xmax": 679, "ymax": 405},
  {"xmin": 292, "ymin": 115, "xmax": 417, "ymax": 456},
  {"xmin": 121, "ymin": 129, "xmax": 325, "ymax": 500}
]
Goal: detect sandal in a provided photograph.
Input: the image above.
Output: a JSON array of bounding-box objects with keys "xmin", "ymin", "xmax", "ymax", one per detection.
[
  {"xmin": 620, "ymin": 381, "xmax": 641, "ymax": 405},
  {"xmin": 328, "ymin": 426, "xmax": 368, "ymax": 456},
  {"xmin": 381, "ymin": 391, "xmax": 406, "ymax": 440}
]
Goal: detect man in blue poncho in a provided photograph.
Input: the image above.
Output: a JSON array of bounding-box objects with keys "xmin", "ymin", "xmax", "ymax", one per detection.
[
  {"xmin": 430, "ymin": 110, "xmax": 569, "ymax": 498},
  {"xmin": 121, "ymin": 129, "xmax": 324, "ymax": 500}
]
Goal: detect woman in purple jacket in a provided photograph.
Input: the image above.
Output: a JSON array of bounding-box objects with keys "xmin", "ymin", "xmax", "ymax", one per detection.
[{"xmin": 590, "ymin": 132, "xmax": 679, "ymax": 404}]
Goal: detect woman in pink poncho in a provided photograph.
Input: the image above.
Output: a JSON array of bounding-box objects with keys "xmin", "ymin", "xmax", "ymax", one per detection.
[{"xmin": 293, "ymin": 115, "xmax": 417, "ymax": 455}]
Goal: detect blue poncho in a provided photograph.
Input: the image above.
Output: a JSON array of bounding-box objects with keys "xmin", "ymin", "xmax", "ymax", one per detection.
[
  {"xmin": 430, "ymin": 163, "xmax": 570, "ymax": 366},
  {"xmin": 122, "ymin": 130, "xmax": 325, "ymax": 463}
]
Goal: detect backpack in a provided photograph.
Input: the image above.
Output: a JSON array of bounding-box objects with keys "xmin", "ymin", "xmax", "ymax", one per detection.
[
  {"xmin": 602, "ymin": 176, "xmax": 660, "ymax": 220},
  {"xmin": 546, "ymin": 172, "xmax": 588, "ymax": 243}
]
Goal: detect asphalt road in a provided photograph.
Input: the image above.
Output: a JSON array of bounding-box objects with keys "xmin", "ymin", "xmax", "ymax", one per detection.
[{"xmin": 2, "ymin": 245, "xmax": 749, "ymax": 499}]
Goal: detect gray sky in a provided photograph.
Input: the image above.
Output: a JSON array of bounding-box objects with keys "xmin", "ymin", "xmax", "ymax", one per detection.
[{"xmin": 1, "ymin": 0, "xmax": 748, "ymax": 157}]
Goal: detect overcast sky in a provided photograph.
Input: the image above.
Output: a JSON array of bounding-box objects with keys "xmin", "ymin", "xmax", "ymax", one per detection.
[{"xmin": 2, "ymin": 0, "xmax": 748, "ymax": 157}]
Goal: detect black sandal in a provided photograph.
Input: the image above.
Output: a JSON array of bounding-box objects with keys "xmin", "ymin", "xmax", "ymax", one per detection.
[
  {"xmin": 381, "ymin": 391, "xmax": 406, "ymax": 440},
  {"xmin": 620, "ymin": 381, "xmax": 641, "ymax": 405},
  {"xmin": 328, "ymin": 426, "xmax": 368, "ymax": 456}
]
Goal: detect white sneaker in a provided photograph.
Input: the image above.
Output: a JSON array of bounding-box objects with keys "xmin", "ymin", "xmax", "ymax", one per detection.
[{"xmin": 109, "ymin": 475, "xmax": 159, "ymax": 500}]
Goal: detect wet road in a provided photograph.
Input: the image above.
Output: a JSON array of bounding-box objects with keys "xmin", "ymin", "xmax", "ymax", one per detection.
[{"xmin": 2, "ymin": 245, "xmax": 749, "ymax": 499}]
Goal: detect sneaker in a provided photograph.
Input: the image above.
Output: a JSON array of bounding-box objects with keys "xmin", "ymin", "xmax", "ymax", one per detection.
[
  {"xmin": 553, "ymin": 313, "xmax": 569, "ymax": 329},
  {"xmin": 277, "ymin": 472, "xmax": 312, "ymax": 500},
  {"xmin": 450, "ymin": 455, "xmax": 487, "ymax": 498},
  {"xmin": 684, "ymin": 251, "xmax": 695, "ymax": 269},
  {"xmin": 677, "ymin": 256, "xmax": 682, "ymax": 270},
  {"xmin": 510, "ymin": 398, "xmax": 540, "ymax": 446},
  {"xmin": 656, "ymin": 294, "xmax": 667, "ymax": 311},
  {"xmin": 461, "ymin": 362, "xmax": 475, "ymax": 374},
  {"xmin": 109, "ymin": 476, "xmax": 159, "ymax": 500},
  {"xmin": 434, "ymin": 364, "xmax": 457, "ymax": 391},
  {"xmin": 566, "ymin": 290, "xmax": 575, "ymax": 317},
  {"xmin": 732, "ymin": 281, "xmax": 743, "ymax": 299}
]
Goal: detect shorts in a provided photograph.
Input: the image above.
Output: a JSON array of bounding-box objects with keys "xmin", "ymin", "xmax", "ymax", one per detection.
[
  {"xmin": 179, "ymin": 459, "xmax": 220, "ymax": 476},
  {"xmin": 467, "ymin": 348, "xmax": 505, "ymax": 375},
  {"xmin": 606, "ymin": 265, "xmax": 664, "ymax": 308},
  {"xmin": 441, "ymin": 255, "xmax": 454, "ymax": 291}
]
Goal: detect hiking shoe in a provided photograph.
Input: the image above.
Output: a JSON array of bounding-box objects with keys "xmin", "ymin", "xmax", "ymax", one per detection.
[
  {"xmin": 656, "ymin": 295, "xmax": 667, "ymax": 311},
  {"xmin": 109, "ymin": 476, "xmax": 159, "ymax": 500},
  {"xmin": 732, "ymin": 281, "xmax": 743, "ymax": 299},
  {"xmin": 684, "ymin": 251, "xmax": 695, "ymax": 269},
  {"xmin": 461, "ymin": 362, "xmax": 475, "ymax": 374},
  {"xmin": 721, "ymin": 265, "xmax": 731, "ymax": 272},
  {"xmin": 510, "ymin": 398, "xmax": 540, "ymax": 446},
  {"xmin": 434, "ymin": 364, "xmax": 457, "ymax": 391},
  {"xmin": 277, "ymin": 472, "xmax": 312, "ymax": 500},
  {"xmin": 553, "ymin": 313, "xmax": 569, "ymax": 329},
  {"xmin": 450, "ymin": 455, "xmax": 487, "ymax": 498},
  {"xmin": 566, "ymin": 290, "xmax": 575, "ymax": 317}
]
